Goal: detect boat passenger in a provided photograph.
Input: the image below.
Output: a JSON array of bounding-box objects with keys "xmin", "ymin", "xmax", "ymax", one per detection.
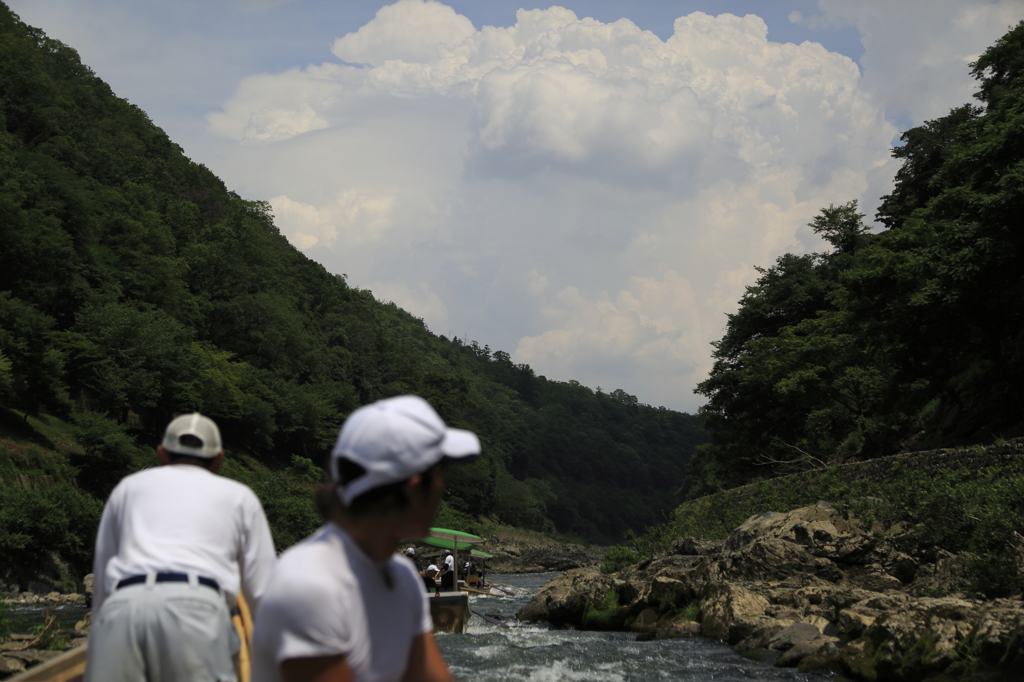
[
  {"xmin": 440, "ymin": 550, "xmax": 456, "ymax": 592},
  {"xmin": 85, "ymin": 413, "xmax": 277, "ymax": 682},
  {"xmin": 251, "ymin": 395, "xmax": 481, "ymax": 682},
  {"xmin": 420, "ymin": 565, "xmax": 439, "ymax": 593}
]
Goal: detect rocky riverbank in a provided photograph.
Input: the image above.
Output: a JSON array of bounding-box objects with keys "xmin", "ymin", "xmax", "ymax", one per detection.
[
  {"xmin": 1, "ymin": 585, "xmax": 91, "ymax": 678},
  {"xmin": 0, "ymin": 599, "xmax": 89, "ymax": 678},
  {"xmin": 483, "ymin": 539, "xmax": 606, "ymax": 573},
  {"xmin": 517, "ymin": 503, "xmax": 1024, "ymax": 682}
]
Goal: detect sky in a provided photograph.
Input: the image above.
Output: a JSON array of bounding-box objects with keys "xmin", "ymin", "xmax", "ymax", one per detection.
[{"xmin": 9, "ymin": 0, "xmax": 1023, "ymax": 413}]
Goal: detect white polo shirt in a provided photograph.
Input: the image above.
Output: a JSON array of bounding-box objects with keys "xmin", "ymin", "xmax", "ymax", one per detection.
[
  {"xmin": 92, "ymin": 464, "xmax": 277, "ymax": 616},
  {"xmin": 251, "ymin": 523, "xmax": 433, "ymax": 682}
]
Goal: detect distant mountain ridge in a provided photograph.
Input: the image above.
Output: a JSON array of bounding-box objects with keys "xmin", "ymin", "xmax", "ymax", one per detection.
[{"xmin": 0, "ymin": 0, "xmax": 706, "ymax": 584}]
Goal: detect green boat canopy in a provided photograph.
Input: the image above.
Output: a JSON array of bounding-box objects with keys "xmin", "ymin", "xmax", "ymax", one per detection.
[
  {"xmin": 420, "ymin": 536, "xmax": 476, "ymax": 551},
  {"xmin": 470, "ymin": 549, "xmax": 493, "ymax": 559},
  {"xmin": 417, "ymin": 528, "xmax": 486, "ymax": 552}
]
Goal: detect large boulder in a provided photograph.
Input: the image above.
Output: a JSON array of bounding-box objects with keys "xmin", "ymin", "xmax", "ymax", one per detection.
[
  {"xmin": 698, "ymin": 582, "xmax": 771, "ymax": 642},
  {"xmin": 516, "ymin": 569, "xmax": 621, "ymax": 627},
  {"xmin": 726, "ymin": 503, "xmax": 877, "ymax": 562}
]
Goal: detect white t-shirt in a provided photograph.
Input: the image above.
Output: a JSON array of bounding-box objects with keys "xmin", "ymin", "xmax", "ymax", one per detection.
[
  {"xmin": 92, "ymin": 464, "xmax": 277, "ymax": 616},
  {"xmin": 251, "ymin": 523, "xmax": 433, "ymax": 682},
  {"xmin": 444, "ymin": 554, "xmax": 455, "ymax": 572}
]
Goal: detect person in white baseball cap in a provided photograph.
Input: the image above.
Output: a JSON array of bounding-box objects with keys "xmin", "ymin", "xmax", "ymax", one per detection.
[
  {"xmin": 252, "ymin": 396, "xmax": 481, "ymax": 682},
  {"xmin": 86, "ymin": 412, "xmax": 277, "ymax": 682}
]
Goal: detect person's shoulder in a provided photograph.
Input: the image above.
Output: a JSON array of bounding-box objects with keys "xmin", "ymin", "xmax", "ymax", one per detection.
[
  {"xmin": 276, "ymin": 527, "xmax": 350, "ymax": 578},
  {"xmin": 190, "ymin": 469, "xmax": 262, "ymax": 502},
  {"xmin": 109, "ymin": 466, "xmax": 162, "ymax": 493},
  {"xmin": 265, "ymin": 528, "xmax": 353, "ymax": 605},
  {"xmin": 389, "ymin": 555, "xmax": 428, "ymax": 596}
]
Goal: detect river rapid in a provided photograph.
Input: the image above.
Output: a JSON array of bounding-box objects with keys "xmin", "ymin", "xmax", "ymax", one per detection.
[{"xmin": 438, "ymin": 573, "xmax": 833, "ymax": 682}]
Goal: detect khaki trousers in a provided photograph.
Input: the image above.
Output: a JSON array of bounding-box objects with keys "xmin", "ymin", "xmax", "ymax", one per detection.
[{"xmin": 84, "ymin": 581, "xmax": 239, "ymax": 682}]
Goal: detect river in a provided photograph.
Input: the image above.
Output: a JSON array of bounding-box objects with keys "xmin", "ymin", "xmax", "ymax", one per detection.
[
  {"xmin": 6, "ymin": 573, "xmax": 832, "ymax": 681},
  {"xmin": 438, "ymin": 573, "xmax": 833, "ymax": 682}
]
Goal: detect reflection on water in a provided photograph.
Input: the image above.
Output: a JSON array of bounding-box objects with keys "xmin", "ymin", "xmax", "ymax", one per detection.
[{"xmin": 437, "ymin": 573, "xmax": 832, "ymax": 682}]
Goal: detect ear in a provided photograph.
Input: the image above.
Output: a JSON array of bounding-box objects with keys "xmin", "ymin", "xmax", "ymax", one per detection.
[
  {"xmin": 210, "ymin": 451, "xmax": 225, "ymax": 473},
  {"xmin": 157, "ymin": 445, "xmax": 171, "ymax": 466},
  {"xmin": 406, "ymin": 473, "xmax": 424, "ymax": 493}
]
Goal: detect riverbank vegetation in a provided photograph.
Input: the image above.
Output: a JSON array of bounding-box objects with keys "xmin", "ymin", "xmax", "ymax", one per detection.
[
  {"xmin": 622, "ymin": 441, "xmax": 1024, "ymax": 598},
  {"xmin": 0, "ymin": 2, "xmax": 705, "ymax": 588}
]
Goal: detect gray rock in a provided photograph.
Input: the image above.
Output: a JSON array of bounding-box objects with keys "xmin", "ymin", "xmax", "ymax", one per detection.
[
  {"xmin": 768, "ymin": 622, "xmax": 821, "ymax": 651},
  {"xmin": 775, "ymin": 636, "xmax": 840, "ymax": 667},
  {"xmin": 0, "ymin": 655, "xmax": 27, "ymax": 675},
  {"xmin": 517, "ymin": 569, "xmax": 619, "ymax": 627},
  {"xmin": 669, "ymin": 537, "xmax": 724, "ymax": 556}
]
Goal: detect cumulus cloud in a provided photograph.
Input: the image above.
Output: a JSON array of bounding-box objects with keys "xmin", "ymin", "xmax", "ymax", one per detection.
[
  {"xmin": 269, "ymin": 190, "xmax": 397, "ymax": 250},
  {"xmin": 798, "ymin": 0, "xmax": 1023, "ymax": 124},
  {"xmin": 332, "ymin": 0, "xmax": 476, "ymax": 66},
  {"xmin": 208, "ymin": 0, "xmax": 1010, "ymax": 411}
]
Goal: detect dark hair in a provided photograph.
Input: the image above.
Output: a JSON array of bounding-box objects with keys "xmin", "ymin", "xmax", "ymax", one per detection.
[
  {"xmin": 314, "ymin": 461, "xmax": 440, "ymax": 521},
  {"xmin": 166, "ymin": 453, "xmax": 217, "ymax": 470}
]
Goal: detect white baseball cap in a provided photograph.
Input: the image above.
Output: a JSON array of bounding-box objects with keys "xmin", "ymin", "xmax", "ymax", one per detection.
[
  {"xmin": 162, "ymin": 413, "xmax": 222, "ymax": 459},
  {"xmin": 331, "ymin": 395, "xmax": 480, "ymax": 507}
]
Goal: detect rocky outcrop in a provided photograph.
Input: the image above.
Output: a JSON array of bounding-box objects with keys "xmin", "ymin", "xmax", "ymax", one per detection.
[
  {"xmin": 517, "ymin": 503, "xmax": 1024, "ymax": 682},
  {"xmin": 485, "ymin": 540, "xmax": 606, "ymax": 573}
]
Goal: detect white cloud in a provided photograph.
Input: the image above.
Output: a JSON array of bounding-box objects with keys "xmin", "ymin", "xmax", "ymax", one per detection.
[
  {"xmin": 332, "ymin": 0, "xmax": 476, "ymax": 66},
  {"xmin": 369, "ymin": 280, "xmax": 451, "ymax": 332},
  {"xmin": 802, "ymin": 0, "xmax": 1023, "ymax": 124},
  {"xmin": 270, "ymin": 190, "xmax": 397, "ymax": 250},
  {"xmin": 208, "ymin": 0, "xmax": 1013, "ymax": 411},
  {"xmin": 269, "ymin": 195, "xmax": 332, "ymax": 250}
]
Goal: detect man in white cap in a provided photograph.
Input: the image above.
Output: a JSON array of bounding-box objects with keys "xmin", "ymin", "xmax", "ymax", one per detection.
[
  {"xmin": 251, "ymin": 395, "xmax": 481, "ymax": 682},
  {"xmin": 85, "ymin": 413, "xmax": 277, "ymax": 682}
]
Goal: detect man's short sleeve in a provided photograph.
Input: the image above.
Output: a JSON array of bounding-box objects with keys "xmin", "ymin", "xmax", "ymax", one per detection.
[
  {"xmin": 395, "ymin": 560, "xmax": 434, "ymax": 636},
  {"xmin": 253, "ymin": 556, "xmax": 352, "ymax": 665}
]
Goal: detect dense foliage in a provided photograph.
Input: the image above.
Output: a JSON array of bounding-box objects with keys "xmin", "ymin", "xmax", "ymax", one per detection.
[
  {"xmin": 688, "ymin": 21, "xmax": 1024, "ymax": 497},
  {"xmin": 0, "ymin": 2, "xmax": 706, "ymax": 585}
]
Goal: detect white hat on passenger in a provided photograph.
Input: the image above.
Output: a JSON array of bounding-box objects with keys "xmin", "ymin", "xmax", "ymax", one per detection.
[
  {"xmin": 162, "ymin": 413, "xmax": 222, "ymax": 459},
  {"xmin": 331, "ymin": 395, "xmax": 481, "ymax": 507}
]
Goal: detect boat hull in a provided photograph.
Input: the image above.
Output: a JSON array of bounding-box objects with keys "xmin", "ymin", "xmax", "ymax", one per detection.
[{"xmin": 429, "ymin": 592, "xmax": 470, "ymax": 634}]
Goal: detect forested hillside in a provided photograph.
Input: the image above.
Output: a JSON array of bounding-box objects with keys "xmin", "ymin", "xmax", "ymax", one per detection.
[
  {"xmin": 0, "ymin": 3, "xmax": 706, "ymax": 585},
  {"xmin": 688, "ymin": 21, "xmax": 1024, "ymax": 497}
]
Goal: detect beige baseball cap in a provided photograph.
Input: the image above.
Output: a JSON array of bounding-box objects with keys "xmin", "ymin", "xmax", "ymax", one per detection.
[{"xmin": 162, "ymin": 413, "xmax": 223, "ymax": 459}]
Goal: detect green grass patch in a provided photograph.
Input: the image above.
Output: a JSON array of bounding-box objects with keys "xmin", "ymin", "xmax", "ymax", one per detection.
[
  {"xmin": 583, "ymin": 590, "xmax": 622, "ymax": 630},
  {"xmin": 600, "ymin": 545, "xmax": 640, "ymax": 574}
]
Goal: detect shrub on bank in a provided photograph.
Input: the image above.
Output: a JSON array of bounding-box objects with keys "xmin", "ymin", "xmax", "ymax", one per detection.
[{"xmin": 600, "ymin": 545, "xmax": 641, "ymax": 574}]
